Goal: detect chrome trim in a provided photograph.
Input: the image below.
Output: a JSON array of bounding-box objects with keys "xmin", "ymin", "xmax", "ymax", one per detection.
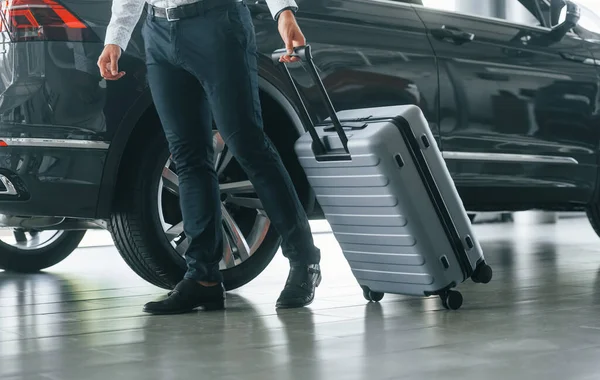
[
  {"xmin": 486, "ymin": 67, "xmax": 572, "ymax": 80},
  {"xmin": 0, "ymin": 175, "xmax": 17, "ymax": 195},
  {"xmin": 0, "ymin": 229, "xmax": 67, "ymax": 250},
  {"xmin": 0, "ymin": 138, "xmax": 110, "ymax": 149},
  {"xmin": 584, "ymin": 58, "xmax": 600, "ymax": 66},
  {"xmin": 442, "ymin": 151, "xmax": 579, "ymax": 165},
  {"xmin": 409, "ymin": 2, "xmax": 554, "ymax": 33},
  {"xmin": 0, "ymin": 215, "xmax": 65, "ymax": 229},
  {"xmin": 0, "ymin": 215, "xmax": 106, "ymax": 230}
]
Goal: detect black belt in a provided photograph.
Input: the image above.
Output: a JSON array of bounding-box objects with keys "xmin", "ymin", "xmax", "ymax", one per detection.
[{"xmin": 149, "ymin": 0, "xmax": 242, "ymax": 21}]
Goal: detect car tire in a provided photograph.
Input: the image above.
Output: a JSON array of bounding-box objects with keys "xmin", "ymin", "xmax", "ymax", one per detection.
[
  {"xmin": 0, "ymin": 229, "xmax": 86, "ymax": 273},
  {"xmin": 587, "ymin": 205, "xmax": 600, "ymax": 238},
  {"xmin": 109, "ymin": 130, "xmax": 282, "ymax": 291}
]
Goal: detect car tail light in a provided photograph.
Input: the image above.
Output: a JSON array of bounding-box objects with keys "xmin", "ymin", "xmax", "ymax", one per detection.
[{"xmin": 0, "ymin": 0, "xmax": 97, "ymax": 42}]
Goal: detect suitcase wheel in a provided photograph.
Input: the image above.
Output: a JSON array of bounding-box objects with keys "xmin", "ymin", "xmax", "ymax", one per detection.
[
  {"xmin": 472, "ymin": 263, "xmax": 493, "ymax": 284},
  {"xmin": 440, "ymin": 290, "xmax": 463, "ymax": 310},
  {"xmin": 361, "ymin": 286, "xmax": 384, "ymax": 302}
]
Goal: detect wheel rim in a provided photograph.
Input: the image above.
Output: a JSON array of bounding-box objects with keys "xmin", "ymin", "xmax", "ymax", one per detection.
[
  {"xmin": 157, "ymin": 131, "xmax": 271, "ymax": 271},
  {"xmin": 0, "ymin": 229, "xmax": 65, "ymax": 251}
]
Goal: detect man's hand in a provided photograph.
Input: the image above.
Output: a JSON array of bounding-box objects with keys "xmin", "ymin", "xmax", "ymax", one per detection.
[
  {"xmin": 97, "ymin": 44, "xmax": 126, "ymax": 80},
  {"xmin": 277, "ymin": 10, "xmax": 306, "ymax": 63}
]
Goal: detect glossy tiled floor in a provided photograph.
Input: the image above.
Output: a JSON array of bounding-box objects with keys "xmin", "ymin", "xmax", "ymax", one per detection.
[{"xmin": 2, "ymin": 216, "xmax": 600, "ymax": 380}]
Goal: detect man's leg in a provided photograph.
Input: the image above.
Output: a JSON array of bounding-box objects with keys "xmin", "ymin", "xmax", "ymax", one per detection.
[
  {"xmin": 141, "ymin": 17, "xmax": 226, "ymax": 315},
  {"xmin": 178, "ymin": 2, "xmax": 321, "ymax": 308}
]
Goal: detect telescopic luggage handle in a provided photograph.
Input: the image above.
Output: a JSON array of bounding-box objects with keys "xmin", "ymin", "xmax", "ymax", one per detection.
[{"xmin": 271, "ymin": 45, "xmax": 350, "ymax": 159}]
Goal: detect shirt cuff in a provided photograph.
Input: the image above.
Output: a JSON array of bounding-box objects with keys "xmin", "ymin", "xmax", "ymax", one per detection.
[
  {"xmin": 274, "ymin": 6, "xmax": 297, "ymax": 21},
  {"xmin": 104, "ymin": 25, "xmax": 131, "ymax": 52},
  {"xmin": 267, "ymin": 0, "xmax": 298, "ymax": 20}
]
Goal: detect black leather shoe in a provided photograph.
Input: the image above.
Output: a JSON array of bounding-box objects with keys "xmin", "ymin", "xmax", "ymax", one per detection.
[
  {"xmin": 143, "ymin": 279, "xmax": 225, "ymax": 315},
  {"xmin": 276, "ymin": 264, "xmax": 321, "ymax": 309}
]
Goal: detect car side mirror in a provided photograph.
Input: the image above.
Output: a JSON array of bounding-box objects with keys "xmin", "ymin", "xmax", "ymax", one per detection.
[{"xmin": 548, "ymin": 0, "xmax": 581, "ymax": 42}]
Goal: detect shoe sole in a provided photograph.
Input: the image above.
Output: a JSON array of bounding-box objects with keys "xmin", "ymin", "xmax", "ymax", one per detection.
[
  {"xmin": 143, "ymin": 301, "xmax": 225, "ymax": 315},
  {"xmin": 275, "ymin": 294, "xmax": 315, "ymax": 309}
]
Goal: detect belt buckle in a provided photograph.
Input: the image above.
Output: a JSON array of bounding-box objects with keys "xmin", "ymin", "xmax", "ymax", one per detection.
[{"xmin": 165, "ymin": 6, "xmax": 180, "ymax": 21}]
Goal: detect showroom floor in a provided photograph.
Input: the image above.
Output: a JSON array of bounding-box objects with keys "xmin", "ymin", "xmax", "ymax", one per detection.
[{"xmin": 2, "ymin": 216, "xmax": 600, "ymax": 380}]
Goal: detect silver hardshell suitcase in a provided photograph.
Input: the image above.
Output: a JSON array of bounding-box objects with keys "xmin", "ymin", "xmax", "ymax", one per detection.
[{"xmin": 272, "ymin": 45, "xmax": 492, "ymax": 310}]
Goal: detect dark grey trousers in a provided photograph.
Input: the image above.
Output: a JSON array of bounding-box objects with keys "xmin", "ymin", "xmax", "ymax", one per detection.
[{"xmin": 142, "ymin": 1, "xmax": 320, "ymax": 282}]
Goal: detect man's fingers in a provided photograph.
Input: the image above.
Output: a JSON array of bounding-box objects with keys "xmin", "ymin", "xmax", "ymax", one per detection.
[
  {"xmin": 277, "ymin": 22, "xmax": 306, "ymax": 63},
  {"xmin": 102, "ymin": 73, "xmax": 125, "ymax": 81},
  {"xmin": 287, "ymin": 37, "xmax": 305, "ymax": 62},
  {"xmin": 97, "ymin": 56, "xmax": 108, "ymax": 77},
  {"xmin": 97, "ymin": 45, "xmax": 125, "ymax": 80},
  {"xmin": 279, "ymin": 41, "xmax": 293, "ymax": 62},
  {"xmin": 97, "ymin": 57, "xmax": 124, "ymax": 80},
  {"xmin": 296, "ymin": 35, "xmax": 307, "ymax": 47},
  {"xmin": 289, "ymin": 40, "xmax": 301, "ymax": 62},
  {"xmin": 109, "ymin": 54, "xmax": 119, "ymax": 75},
  {"xmin": 103, "ymin": 67, "xmax": 126, "ymax": 80},
  {"xmin": 285, "ymin": 38, "xmax": 294, "ymax": 52},
  {"xmin": 98, "ymin": 55, "xmax": 113, "ymax": 78}
]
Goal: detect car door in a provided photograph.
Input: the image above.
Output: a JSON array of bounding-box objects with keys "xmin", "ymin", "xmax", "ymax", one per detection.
[
  {"xmin": 413, "ymin": 0, "xmax": 600, "ymax": 207},
  {"xmin": 250, "ymin": 0, "xmax": 440, "ymax": 143},
  {"xmin": 568, "ymin": 2, "xmax": 600, "ymax": 72}
]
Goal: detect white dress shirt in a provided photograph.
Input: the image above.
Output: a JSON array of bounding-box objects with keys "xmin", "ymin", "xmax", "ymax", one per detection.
[{"xmin": 105, "ymin": 0, "xmax": 298, "ymax": 51}]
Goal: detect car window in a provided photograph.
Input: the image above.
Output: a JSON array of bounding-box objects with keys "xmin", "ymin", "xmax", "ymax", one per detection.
[{"xmin": 421, "ymin": 0, "xmax": 541, "ymax": 27}]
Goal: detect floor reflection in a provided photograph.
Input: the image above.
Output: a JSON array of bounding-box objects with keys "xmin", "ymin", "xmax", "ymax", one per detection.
[{"xmin": 1, "ymin": 217, "xmax": 600, "ymax": 379}]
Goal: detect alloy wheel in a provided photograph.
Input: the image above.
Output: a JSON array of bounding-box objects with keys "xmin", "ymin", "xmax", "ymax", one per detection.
[
  {"xmin": 157, "ymin": 131, "xmax": 271, "ymax": 270},
  {"xmin": 0, "ymin": 229, "xmax": 65, "ymax": 251}
]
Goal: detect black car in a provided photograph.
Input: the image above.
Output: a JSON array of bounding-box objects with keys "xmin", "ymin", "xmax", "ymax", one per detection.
[{"xmin": 0, "ymin": 0, "xmax": 597, "ymax": 290}]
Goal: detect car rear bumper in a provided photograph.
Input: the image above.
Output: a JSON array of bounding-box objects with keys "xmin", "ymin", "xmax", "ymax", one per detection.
[{"xmin": 0, "ymin": 139, "xmax": 107, "ymax": 219}]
